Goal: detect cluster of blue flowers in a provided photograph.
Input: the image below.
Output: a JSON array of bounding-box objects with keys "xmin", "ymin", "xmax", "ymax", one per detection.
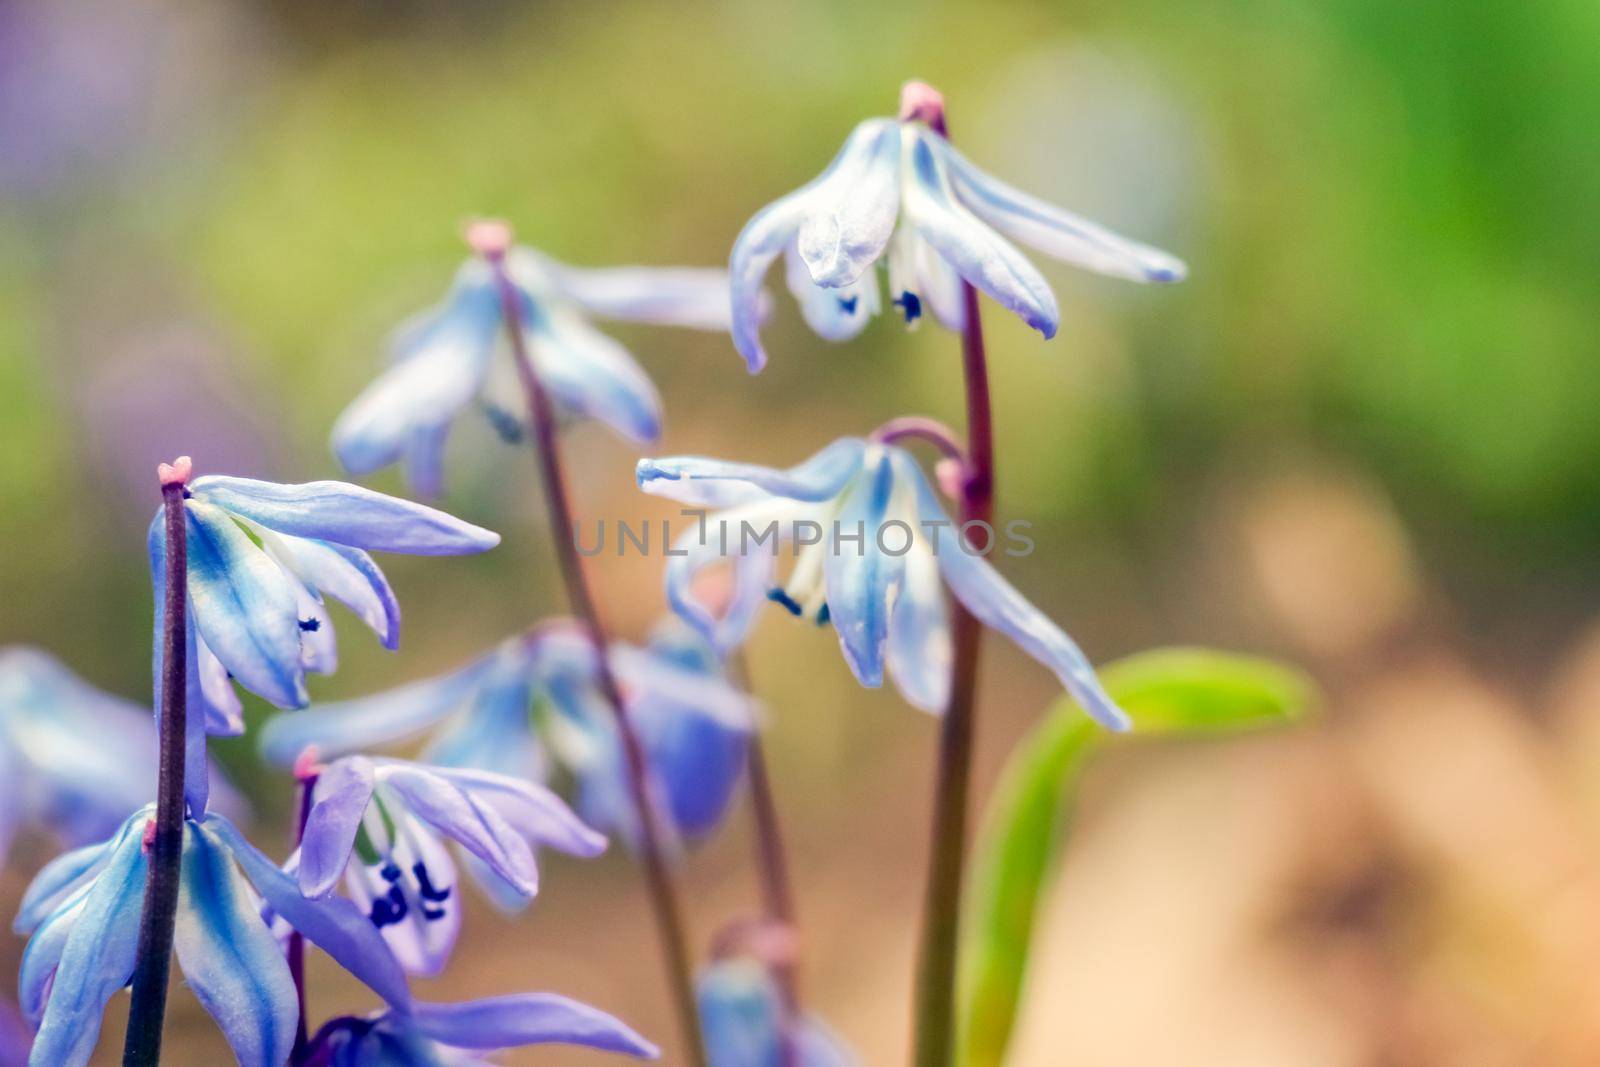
[{"xmin": 2, "ymin": 79, "xmax": 1182, "ymax": 1066}]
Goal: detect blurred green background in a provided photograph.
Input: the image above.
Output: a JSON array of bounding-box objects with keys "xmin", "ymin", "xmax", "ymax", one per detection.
[{"xmin": 4, "ymin": 0, "xmax": 1600, "ymax": 1063}]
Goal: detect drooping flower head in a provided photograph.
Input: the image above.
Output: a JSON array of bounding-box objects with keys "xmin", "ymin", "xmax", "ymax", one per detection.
[
  {"xmin": 699, "ymin": 959, "xmax": 855, "ymax": 1067},
  {"xmin": 730, "ymin": 80, "xmax": 1186, "ymax": 371},
  {"xmin": 304, "ymin": 994, "xmax": 659, "ymax": 1064},
  {"xmin": 259, "ymin": 621, "xmax": 755, "ymax": 857},
  {"xmin": 293, "ymin": 755, "xmax": 607, "ymax": 976},
  {"xmin": 13, "ymin": 806, "xmax": 409, "ymax": 1067},
  {"xmin": 147, "ymin": 464, "xmax": 498, "ymax": 812},
  {"xmin": 332, "ymin": 221, "xmax": 749, "ymax": 496},
  {"xmin": 0, "ymin": 648, "xmax": 234, "ymax": 870},
  {"xmin": 637, "ymin": 436, "xmax": 1129, "ymax": 729}
]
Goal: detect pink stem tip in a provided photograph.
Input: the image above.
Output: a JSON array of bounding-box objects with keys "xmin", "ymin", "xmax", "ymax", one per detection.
[
  {"xmin": 899, "ymin": 80, "xmax": 947, "ymax": 126},
  {"xmin": 293, "ymin": 747, "xmax": 323, "ymax": 783},
  {"xmin": 464, "ymin": 218, "xmax": 515, "ymax": 259},
  {"xmin": 157, "ymin": 456, "xmax": 192, "ymax": 487}
]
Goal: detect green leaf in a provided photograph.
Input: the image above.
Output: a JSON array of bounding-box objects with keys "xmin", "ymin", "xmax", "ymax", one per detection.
[{"xmin": 957, "ymin": 648, "xmax": 1315, "ymax": 1067}]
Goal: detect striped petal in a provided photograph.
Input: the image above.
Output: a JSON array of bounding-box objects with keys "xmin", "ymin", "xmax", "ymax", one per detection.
[
  {"xmin": 536, "ymin": 251, "xmax": 738, "ymax": 332},
  {"xmin": 822, "ymin": 450, "xmax": 902, "ymax": 688},
  {"xmin": 901, "ymin": 127, "xmax": 1059, "ymax": 339},
  {"xmin": 298, "ymin": 756, "xmax": 377, "ymax": 899},
  {"xmin": 185, "ymin": 499, "xmax": 307, "ymax": 710},
  {"xmin": 375, "ymin": 764, "xmax": 539, "ymax": 895},
  {"xmin": 174, "ymin": 823, "xmax": 298, "ymax": 1067},
  {"xmin": 638, "ymin": 437, "xmax": 867, "ymax": 506},
  {"xmin": 407, "ymin": 994, "xmax": 658, "ymax": 1058},
  {"xmin": 931, "ymin": 134, "xmax": 1187, "ymax": 283},
  {"xmin": 797, "ymin": 118, "xmax": 902, "ymax": 287},
  {"xmin": 27, "ymin": 813, "xmax": 149, "ymax": 1067},
  {"xmin": 527, "ymin": 301, "xmax": 663, "ymax": 444},
  {"xmin": 189, "ymin": 476, "xmax": 499, "ymax": 556},
  {"xmin": 905, "ymin": 461, "xmax": 1129, "ymax": 730},
  {"xmin": 266, "ymin": 535, "xmax": 401, "ymax": 652}
]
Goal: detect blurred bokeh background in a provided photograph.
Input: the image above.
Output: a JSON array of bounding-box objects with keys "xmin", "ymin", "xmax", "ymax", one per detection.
[{"xmin": 3, "ymin": 0, "xmax": 1599, "ymax": 1063}]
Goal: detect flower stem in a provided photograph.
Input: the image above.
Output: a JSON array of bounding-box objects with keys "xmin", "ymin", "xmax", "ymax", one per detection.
[
  {"xmin": 123, "ymin": 459, "xmax": 192, "ymax": 1067},
  {"xmin": 288, "ymin": 760, "xmax": 319, "ymax": 1062},
  {"xmin": 476, "ymin": 230, "xmax": 705, "ymax": 1065},
  {"xmin": 728, "ymin": 653, "xmax": 803, "ymax": 1066},
  {"xmin": 908, "ymin": 81, "xmax": 996, "ymax": 1067}
]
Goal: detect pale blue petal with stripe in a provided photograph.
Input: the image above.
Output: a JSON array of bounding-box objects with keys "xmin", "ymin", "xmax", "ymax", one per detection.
[
  {"xmin": 784, "ymin": 244, "xmax": 879, "ymax": 342},
  {"xmin": 185, "ymin": 498, "xmax": 307, "ymax": 710},
  {"xmin": 901, "ymin": 127, "xmax": 1060, "ymax": 339},
  {"xmin": 267, "ymin": 535, "xmax": 401, "ymax": 651},
  {"xmin": 174, "ymin": 823, "xmax": 298, "ymax": 1067},
  {"xmin": 17, "ymin": 888, "xmax": 83, "ymax": 1026},
  {"xmin": 298, "ymin": 756, "xmax": 377, "ymax": 899},
  {"xmin": 797, "ymin": 118, "xmax": 902, "ymax": 287},
  {"xmin": 537, "ymin": 250, "xmax": 739, "ymax": 332},
  {"xmin": 13, "ymin": 834, "xmax": 117, "ymax": 936},
  {"xmin": 407, "ymin": 994, "xmax": 659, "ymax": 1058},
  {"xmin": 414, "ymin": 766, "xmax": 605, "ymax": 859},
  {"xmin": 822, "ymin": 450, "xmax": 902, "ymax": 688},
  {"xmin": 904, "ymin": 461, "xmax": 1129, "ymax": 730},
  {"xmin": 527, "ymin": 301, "xmax": 663, "ymax": 444},
  {"xmin": 374, "ymin": 763, "xmax": 539, "ymax": 895},
  {"xmin": 931, "ymin": 134, "xmax": 1188, "ymax": 283},
  {"xmin": 27, "ymin": 810, "xmax": 149, "ymax": 1067},
  {"xmin": 884, "ymin": 451, "xmax": 951, "ymax": 713},
  {"xmin": 258, "ymin": 648, "xmax": 506, "ymax": 767},
  {"xmin": 203, "ymin": 813, "xmax": 412, "ymax": 1010},
  {"xmin": 330, "ymin": 261, "xmax": 503, "ymax": 484},
  {"xmin": 638, "ymin": 437, "xmax": 867, "ymax": 506},
  {"xmin": 189, "ymin": 476, "xmax": 499, "ymax": 556}
]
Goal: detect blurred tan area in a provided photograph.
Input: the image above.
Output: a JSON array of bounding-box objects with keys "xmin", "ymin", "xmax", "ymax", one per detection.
[{"xmin": 3, "ymin": 0, "xmax": 1599, "ymax": 1064}]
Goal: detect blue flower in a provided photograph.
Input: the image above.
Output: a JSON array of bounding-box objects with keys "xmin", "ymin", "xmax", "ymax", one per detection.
[
  {"xmin": 258, "ymin": 622, "xmax": 755, "ymax": 854},
  {"xmin": 147, "ymin": 473, "xmax": 498, "ymax": 814},
  {"xmin": 332, "ymin": 242, "xmax": 746, "ymax": 496},
  {"xmin": 0, "ymin": 648, "xmax": 237, "ymax": 872},
  {"xmin": 293, "ymin": 755, "xmax": 606, "ymax": 976},
  {"xmin": 637, "ymin": 438, "xmax": 1129, "ymax": 729},
  {"xmin": 306, "ymin": 993, "xmax": 658, "ymax": 1064},
  {"xmin": 13, "ymin": 806, "xmax": 410, "ymax": 1067},
  {"xmin": 699, "ymin": 959, "xmax": 855, "ymax": 1067},
  {"xmin": 729, "ymin": 82, "xmax": 1186, "ymax": 371}
]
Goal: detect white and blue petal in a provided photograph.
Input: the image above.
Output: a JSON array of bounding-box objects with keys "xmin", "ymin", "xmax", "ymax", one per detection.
[
  {"xmin": 930, "ymin": 134, "xmax": 1188, "ymax": 284},
  {"xmin": 190, "ymin": 476, "xmax": 499, "ymax": 556},
  {"xmin": 796, "ymin": 119, "xmax": 903, "ymax": 288},
  {"xmin": 27, "ymin": 811, "xmax": 149, "ymax": 1067},
  {"xmin": 901, "ymin": 126, "xmax": 1060, "ymax": 339},
  {"xmin": 299, "ymin": 756, "xmax": 378, "ymax": 898},
  {"xmin": 884, "ymin": 457, "xmax": 952, "ymax": 713},
  {"xmin": 730, "ymin": 119, "xmax": 900, "ymax": 372},
  {"xmin": 343, "ymin": 812, "xmax": 461, "ymax": 977},
  {"xmin": 904, "ymin": 460, "xmax": 1129, "ymax": 730},
  {"xmin": 266, "ymin": 535, "xmax": 401, "ymax": 651},
  {"xmin": 537, "ymin": 252, "xmax": 740, "ymax": 333},
  {"xmin": 259, "ymin": 647, "xmax": 510, "ymax": 766},
  {"xmin": 184, "ymin": 498, "xmax": 307, "ymax": 710},
  {"xmin": 174, "ymin": 823, "xmax": 298, "ymax": 1067},
  {"xmin": 13, "ymin": 833, "xmax": 120, "ymax": 936},
  {"xmin": 822, "ymin": 449, "xmax": 903, "ymax": 687},
  {"xmin": 638, "ymin": 437, "xmax": 868, "ymax": 506},
  {"xmin": 330, "ymin": 261, "xmax": 504, "ymax": 487},
  {"xmin": 204, "ymin": 813, "xmax": 412, "ymax": 1010},
  {"xmin": 373, "ymin": 764, "xmax": 539, "ymax": 895},
  {"xmin": 423, "ymin": 765, "xmax": 607, "ymax": 860},
  {"xmin": 405, "ymin": 994, "xmax": 659, "ymax": 1059},
  {"xmin": 527, "ymin": 301, "xmax": 663, "ymax": 444},
  {"xmin": 784, "ymin": 244, "xmax": 879, "ymax": 342},
  {"xmin": 662, "ymin": 504, "xmax": 783, "ymax": 656}
]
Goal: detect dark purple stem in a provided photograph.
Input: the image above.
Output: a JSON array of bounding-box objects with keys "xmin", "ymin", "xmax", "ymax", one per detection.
[
  {"xmin": 288, "ymin": 763, "xmax": 319, "ymax": 1062},
  {"xmin": 122, "ymin": 462, "xmax": 192, "ymax": 1067},
  {"xmin": 909, "ymin": 85, "xmax": 995, "ymax": 1067},
  {"xmin": 475, "ymin": 228, "xmax": 705, "ymax": 1066},
  {"xmin": 728, "ymin": 653, "xmax": 802, "ymax": 1067}
]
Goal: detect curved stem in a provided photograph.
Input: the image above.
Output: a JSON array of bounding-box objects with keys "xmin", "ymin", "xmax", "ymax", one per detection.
[
  {"xmin": 871, "ymin": 415, "xmax": 970, "ymax": 467},
  {"xmin": 123, "ymin": 464, "xmax": 191, "ymax": 1067},
  {"xmin": 480, "ymin": 241, "xmax": 706, "ymax": 1065},
  {"xmin": 911, "ymin": 85, "xmax": 996, "ymax": 1067},
  {"xmin": 728, "ymin": 653, "xmax": 802, "ymax": 1067}
]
